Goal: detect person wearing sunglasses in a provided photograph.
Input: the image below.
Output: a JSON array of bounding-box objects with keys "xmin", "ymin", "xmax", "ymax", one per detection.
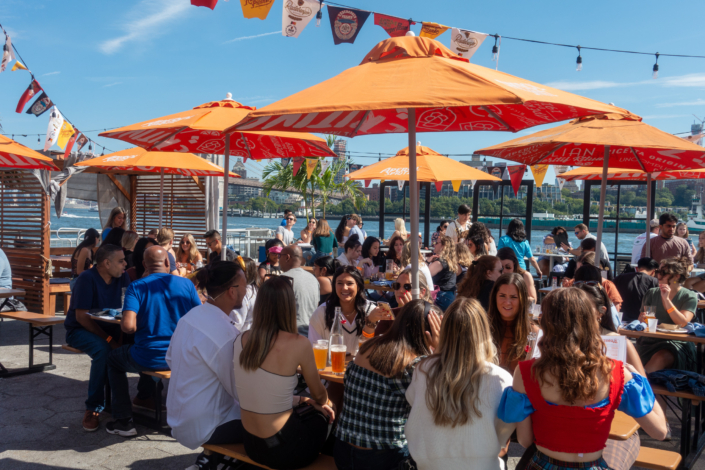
[
  {"xmin": 638, "ymin": 256, "xmax": 698, "ymax": 374},
  {"xmin": 570, "ymin": 223, "xmax": 610, "ymax": 267},
  {"xmin": 457, "ymin": 255, "xmax": 503, "ymax": 312},
  {"xmin": 276, "ymin": 214, "xmax": 297, "ymax": 246},
  {"xmin": 300, "ymin": 218, "xmax": 316, "ymax": 245}
]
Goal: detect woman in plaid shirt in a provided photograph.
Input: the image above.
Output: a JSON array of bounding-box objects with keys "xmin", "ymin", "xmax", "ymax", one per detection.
[{"xmin": 334, "ymin": 300, "xmax": 442, "ymax": 470}]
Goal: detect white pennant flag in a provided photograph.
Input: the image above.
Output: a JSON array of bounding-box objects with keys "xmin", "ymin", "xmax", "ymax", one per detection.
[
  {"xmin": 450, "ymin": 28, "xmax": 488, "ymax": 60},
  {"xmin": 282, "ymin": 0, "xmax": 320, "ymax": 38},
  {"xmin": 554, "ymin": 165, "xmax": 568, "ymax": 191},
  {"xmin": 44, "ymin": 107, "xmax": 64, "ymax": 151},
  {"xmin": 319, "ymin": 160, "xmax": 330, "ymax": 176},
  {"xmin": 397, "ymin": 180, "xmax": 405, "ymax": 191},
  {"xmin": 0, "ymin": 34, "xmax": 15, "ymax": 72},
  {"xmin": 502, "ymin": 167, "xmax": 510, "ymax": 180}
]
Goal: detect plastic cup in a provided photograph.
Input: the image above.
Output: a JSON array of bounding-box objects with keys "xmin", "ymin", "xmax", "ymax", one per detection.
[
  {"xmin": 313, "ymin": 340, "xmax": 328, "ymax": 370},
  {"xmin": 330, "ymin": 344, "xmax": 347, "ymax": 375},
  {"xmin": 648, "ymin": 318, "xmax": 659, "ymax": 333}
]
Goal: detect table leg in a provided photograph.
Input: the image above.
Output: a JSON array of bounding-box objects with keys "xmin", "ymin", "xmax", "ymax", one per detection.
[{"xmin": 0, "ymin": 324, "xmax": 57, "ymax": 378}]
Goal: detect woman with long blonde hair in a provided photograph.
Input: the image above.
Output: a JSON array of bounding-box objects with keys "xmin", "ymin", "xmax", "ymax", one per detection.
[
  {"xmin": 428, "ymin": 235, "xmax": 458, "ymax": 311},
  {"xmin": 175, "ymin": 233, "xmax": 203, "ymax": 274},
  {"xmin": 234, "ymin": 276, "xmax": 334, "ymax": 469},
  {"xmin": 102, "ymin": 206, "xmax": 127, "ymax": 241},
  {"xmin": 390, "ymin": 217, "xmax": 408, "ymax": 244},
  {"xmin": 405, "ymin": 297, "xmax": 515, "ymax": 470},
  {"xmin": 497, "ymin": 288, "xmax": 667, "ymax": 470},
  {"xmin": 676, "ymin": 222, "xmax": 696, "ymax": 256}
]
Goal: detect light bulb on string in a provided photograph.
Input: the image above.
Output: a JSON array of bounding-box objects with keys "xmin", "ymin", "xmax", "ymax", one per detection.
[
  {"xmin": 316, "ymin": 1, "xmax": 322, "ymax": 27},
  {"xmin": 491, "ymin": 36, "xmax": 499, "ymax": 62},
  {"xmin": 576, "ymin": 46, "xmax": 582, "ymax": 72},
  {"xmin": 653, "ymin": 53, "xmax": 659, "ymax": 79}
]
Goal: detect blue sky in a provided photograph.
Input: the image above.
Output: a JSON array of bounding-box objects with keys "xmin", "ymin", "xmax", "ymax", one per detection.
[{"xmin": 1, "ymin": 0, "xmax": 704, "ymax": 182}]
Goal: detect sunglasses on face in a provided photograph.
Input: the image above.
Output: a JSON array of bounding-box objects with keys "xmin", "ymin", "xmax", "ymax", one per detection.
[
  {"xmin": 287, "ymin": 218, "xmax": 295, "ymax": 221},
  {"xmin": 656, "ymin": 269, "xmax": 670, "ymax": 276},
  {"xmin": 392, "ymin": 282, "xmax": 412, "ymax": 291},
  {"xmin": 574, "ymin": 280, "xmax": 600, "ymax": 287},
  {"xmin": 346, "ymin": 216, "xmax": 352, "ymax": 220},
  {"xmin": 574, "ymin": 231, "xmax": 580, "ymax": 235}
]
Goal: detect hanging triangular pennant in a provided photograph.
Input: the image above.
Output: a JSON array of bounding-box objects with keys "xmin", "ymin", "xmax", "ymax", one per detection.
[
  {"xmin": 44, "ymin": 107, "xmax": 64, "ymax": 151},
  {"xmin": 11, "ymin": 61, "xmax": 27, "ymax": 72},
  {"xmin": 64, "ymin": 128, "xmax": 79, "ymax": 158},
  {"xmin": 240, "ymin": 0, "xmax": 275, "ymax": 20},
  {"xmin": 434, "ymin": 181, "xmax": 443, "ymax": 193},
  {"xmin": 451, "ymin": 180, "xmax": 462, "ymax": 192},
  {"xmin": 470, "ymin": 180, "xmax": 476, "ymax": 190},
  {"xmin": 283, "ymin": 0, "xmax": 320, "ymax": 37},
  {"xmin": 57, "ymin": 121, "xmax": 75, "ymax": 150},
  {"xmin": 373, "ymin": 13, "xmax": 412, "ymax": 37},
  {"xmin": 450, "ymin": 28, "xmax": 488, "ymax": 60},
  {"xmin": 192, "ymin": 0, "xmax": 218, "ymax": 8},
  {"xmin": 26, "ymin": 92, "xmax": 53, "ymax": 117},
  {"xmin": 502, "ymin": 167, "xmax": 510, "ymax": 180},
  {"xmin": 364, "ymin": 179, "xmax": 371, "ymax": 188},
  {"xmin": 327, "ymin": 6, "xmax": 371, "ymax": 45},
  {"xmin": 305, "ymin": 158, "xmax": 318, "ymax": 178},
  {"xmin": 419, "ymin": 22, "xmax": 449, "ymax": 39},
  {"xmin": 507, "ymin": 165, "xmax": 526, "ymax": 197},
  {"xmin": 16, "ymin": 79, "xmax": 41, "ymax": 113},
  {"xmin": 281, "ymin": 157, "xmax": 291, "ymax": 168},
  {"xmin": 319, "ymin": 160, "xmax": 330, "ymax": 176},
  {"xmin": 554, "ymin": 165, "xmax": 568, "ymax": 191},
  {"xmin": 397, "ymin": 180, "xmax": 404, "ymax": 191},
  {"xmin": 75, "ymin": 133, "xmax": 88, "ymax": 152},
  {"xmin": 1, "ymin": 34, "xmax": 15, "ymax": 73},
  {"xmin": 292, "ymin": 157, "xmax": 305, "ymax": 175},
  {"xmin": 530, "ymin": 164, "xmax": 549, "ymax": 188}
]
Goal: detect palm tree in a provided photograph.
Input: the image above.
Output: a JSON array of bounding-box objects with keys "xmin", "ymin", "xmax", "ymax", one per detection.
[
  {"xmin": 262, "ymin": 160, "xmax": 316, "ymax": 220},
  {"xmin": 313, "ymin": 157, "xmax": 364, "ymax": 219}
]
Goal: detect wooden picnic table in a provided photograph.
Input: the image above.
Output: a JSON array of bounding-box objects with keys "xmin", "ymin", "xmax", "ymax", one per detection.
[
  {"xmin": 88, "ymin": 313, "xmax": 122, "ymax": 325},
  {"xmin": 0, "ymin": 311, "xmax": 63, "ymax": 377},
  {"xmin": 364, "ymin": 282, "xmax": 394, "ymax": 292}
]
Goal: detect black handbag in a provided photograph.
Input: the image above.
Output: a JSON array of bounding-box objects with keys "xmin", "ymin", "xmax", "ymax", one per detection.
[{"xmin": 0, "ymin": 297, "xmax": 26, "ymax": 312}]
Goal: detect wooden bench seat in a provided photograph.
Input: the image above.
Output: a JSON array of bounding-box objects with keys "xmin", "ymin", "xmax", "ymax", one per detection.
[
  {"xmin": 0, "ymin": 311, "xmax": 63, "ymax": 377},
  {"xmin": 61, "ymin": 344, "xmax": 83, "ymax": 354},
  {"xmin": 203, "ymin": 443, "xmax": 336, "ymax": 470},
  {"xmin": 651, "ymin": 384, "xmax": 703, "ymax": 405},
  {"xmin": 634, "ymin": 446, "xmax": 682, "ymax": 470}
]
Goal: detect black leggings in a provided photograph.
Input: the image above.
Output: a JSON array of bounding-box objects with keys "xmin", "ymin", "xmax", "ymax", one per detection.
[{"xmin": 244, "ymin": 406, "xmax": 329, "ymax": 469}]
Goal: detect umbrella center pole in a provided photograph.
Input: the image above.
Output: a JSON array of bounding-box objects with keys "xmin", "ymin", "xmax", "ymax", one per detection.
[
  {"xmin": 222, "ymin": 135, "xmax": 231, "ymax": 261},
  {"xmin": 595, "ymin": 145, "xmax": 610, "ymax": 264},
  {"xmin": 159, "ymin": 167, "xmax": 164, "ymax": 229},
  {"xmin": 646, "ymin": 173, "xmax": 652, "ymax": 258},
  {"xmin": 408, "ymin": 109, "xmax": 420, "ymax": 300}
]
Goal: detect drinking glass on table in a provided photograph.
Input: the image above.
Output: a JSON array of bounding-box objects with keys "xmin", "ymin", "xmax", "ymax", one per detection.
[
  {"xmin": 330, "ymin": 345, "xmax": 347, "ymax": 375},
  {"xmin": 313, "ymin": 340, "xmax": 328, "ymax": 370}
]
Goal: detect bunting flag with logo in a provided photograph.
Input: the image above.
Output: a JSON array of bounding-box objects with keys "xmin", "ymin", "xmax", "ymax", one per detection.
[
  {"xmin": 450, "ymin": 28, "xmax": 488, "ymax": 60},
  {"xmin": 26, "ymin": 92, "xmax": 53, "ymax": 117},
  {"xmin": 434, "ymin": 181, "xmax": 443, "ymax": 193},
  {"xmin": 327, "ymin": 6, "xmax": 371, "ymax": 45},
  {"xmin": 11, "ymin": 61, "xmax": 27, "ymax": 72},
  {"xmin": 57, "ymin": 121, "xmax": 75, "ymax": 150},
  {"xmin": 305, "ymin": 158, "xmax": 318, "ymax": 178},
  {"xmin": 555, "ymin": 165, "xmax": 569, "ymax": 190},
  {"xmin": 530, "ymin": 164, "xmax": 549, "ymax": 188},
  {"xmin": 319, "ymin": 160, "xmax": 330, "ymax": 176},
  {"xmin": 282, "ymin": 0, "xmax": 319, "ymax": 37},
  {"xmin": 281, "ymin": 157, "xmax": 291, "ymax": 168},
  {"xmin": 373, "ymin": 13, "xmax": 412, "ymax": 37},
  {"xmin": 1, "ymin": 35, "xmax": 15, "ymax": 73},
  {"xmin": 192, "ymin": 0, "xmax": 218, "ymax": 9},
  {"xmin": 64, "ymin": 128, "xmax": 79, "ymax": 158},
  {"xmin": 419, "ymin": 22, "xmax": 449, "ymax": 39},
  {"xmin": 507, "ymin": 165, "xmax": 526, "ymax": 197},
  {"xmin": 240, "ymin": 0, "xmax": 276, "ymax": 20},
  {"xmin": 75, "ymin": 133, "xmax": 89, "ymax": 152},
  {"xmin": 292, "ymin": 157, "xmax": 305, "ymax": 175},
  {"xmin": 451, "ymin": 180, "xmax": 462, "ymax": 192},
  {"xmin": 44, "ymin": 107, "xmax": 64, "ymax": 151},
  {"xmin": 16, "ymin": 79, "xmax": 41, "ymax": 113}
]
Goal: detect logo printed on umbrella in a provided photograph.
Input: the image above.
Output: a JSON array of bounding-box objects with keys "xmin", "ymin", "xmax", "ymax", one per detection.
[
  {"xmin": 143, "ymin": 116, "xmax": 194, "ymax": 127},
  {"xmin": 379, "ymin": 167, "xmax": 418, "ymax": 176},
  {"xmin": 417, "ymin": 108, "xmax": 457, "ymax": 131},
  {"xmin": 460, "ymin": 121, "xmax": 500, "ymax": 131},
  {"xmin": 197, "ymin": 140, "xmax": 225, "ymax": 153},
  {"xmin": 104, "ymin": 155, "xmax": 138, "ymax": 162},
  {"xmin": 495, "ymin": 80, "xmax": 556, "ymax": 97}
]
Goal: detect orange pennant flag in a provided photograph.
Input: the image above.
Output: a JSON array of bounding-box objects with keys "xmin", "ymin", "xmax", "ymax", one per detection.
[
  {"xmin": 419, "ymin": 22, "xmax": 449, "ymax": 39},
  {"xmin": 240, "ymin": 0, "xmax": 276, "ymax": 20},
  {"xmin": 451, "ymin": 180, "xmax": 461, "ymax": 192},
  {"xmin": 530, "ymin": 164, "xmax": 548, "ymax": 188},
  {"xmin": 305, "ymin": 158, "xmax": 318, "ymax": 178}
]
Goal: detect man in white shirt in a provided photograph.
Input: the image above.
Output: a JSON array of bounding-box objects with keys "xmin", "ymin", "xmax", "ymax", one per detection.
[
  {"xmin": 446, "ymin": 204, "xmax": 472, "ymax": 243},
  {"xmin": 166, "ymin": 262, "xmax": 248, "ymax": 469},
  {"xmin": 631, "ymin": 219, "xmax": 659, "ymax": 264},
  {"xmin": 276, "ymin": 214, "xmax": 296, "ymax": 246}
]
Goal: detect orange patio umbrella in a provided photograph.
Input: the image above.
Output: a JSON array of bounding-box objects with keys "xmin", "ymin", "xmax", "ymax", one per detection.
[
  {"xmin": 0, "ymin": 134, "xmax": 58, "ymax": 170},
  {"xmin": 476, "ymin": 113, "xmax": 705, "ymax": 256},
  {"xmin": 346, "ymin": 145, "xmax": 501, "ymax": 191},
  {"xmin": 557, "ymin": 166, "xmax": 705, "ymax": 182},
  {"xmin": 77, "ymin": 147, "xmax": 238, "ymax": 227},
  {"xmin": 233, "ymin": 35, "xmax": 627, "ymax": 298},
  {"xmin": 100, "ymin": 96, "xmax": 335, "ymax": 257}
]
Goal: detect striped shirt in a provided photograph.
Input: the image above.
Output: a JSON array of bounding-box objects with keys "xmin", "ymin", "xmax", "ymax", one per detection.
[{"xmin": 336, "ymin": 357, "xmax": 422, "ymax": 449}]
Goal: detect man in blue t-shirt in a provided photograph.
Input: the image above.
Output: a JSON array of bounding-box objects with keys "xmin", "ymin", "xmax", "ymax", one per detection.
[
  {"xmin": 280, "ymin": 209, "xmax": 292, "ymax": 226},
  {"xmin": 105, "ymin": 245, "xmax": 201, "ymax": 437},
  {"xmin": 64, "ymin": 244, "xmax": 130, "ymax": 433}
]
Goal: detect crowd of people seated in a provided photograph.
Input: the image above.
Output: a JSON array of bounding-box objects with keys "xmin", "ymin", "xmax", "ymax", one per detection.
[{"xmin": 61, "ymin": 206, "xmax": 704, "ymax": 470}]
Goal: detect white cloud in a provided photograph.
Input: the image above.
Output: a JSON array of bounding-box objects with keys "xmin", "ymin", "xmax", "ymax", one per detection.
[
  {"xmin": 103, "ymin": 82, "xmax": 123, "ymax": 88},
  {"xmin": 546, "ymin": 73, "xmax": 705, "ymax": 92},
  {"xmin": 544, "ymin": 80, "xmax": 634, "ymax": 91},
  {"xmin": 223, "ymin": 31, "xmax": 280, "ymax": 44},
  {"xmin": 656, "ymin": 99, "xmax": 705, "ymax": 108},
  {"xmin": 42, "ymin": 71, "xmax": 60, "ymax": 76},
  {"xmin": 660, "ymin": 73, "xmax": 705, "ymax": 88},
  {"xmin": 99, "ymin": 0, "xmax": 190, "ymax": 55}
]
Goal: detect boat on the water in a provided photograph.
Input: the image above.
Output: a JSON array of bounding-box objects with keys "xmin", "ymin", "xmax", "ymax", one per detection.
[{"xmin": 686, "ymin": 193, "xmax": 705, "ymax": 233}]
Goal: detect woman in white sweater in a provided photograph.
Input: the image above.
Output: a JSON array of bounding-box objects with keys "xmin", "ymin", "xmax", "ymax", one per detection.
[{"xmin": 404, "ymin": 297, "xmax": 515, "ymax": 470}]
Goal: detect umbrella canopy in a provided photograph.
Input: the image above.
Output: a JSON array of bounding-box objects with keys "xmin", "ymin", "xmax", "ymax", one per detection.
[
  {"xmin": 557, "ymin": 166, "xmax": 705, "ymax": 181},
  {"xmin": 99, "ymin": 98, "xmax": 334, "ymax": 160},
  {"xmin": 475, "ymin": 113, "xmax": 705, "ymax": 172},
  {"xmin": 233, "ymin": 36, "xmax": 627, "ymax": 300},
  {"xmin": 233, "ymin": 37, "xmax": 628, "ymax": 136},
  {"xmin": 346, "ymin": 145, "xmax": 501, "ymax": 184},
  {"xmin": 75, "ymin": 147, "xmax": 240, "ymax": 177},
  {"xmin": 0, "ymin": 134, "xmax": 58, "ymax": 170}
]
